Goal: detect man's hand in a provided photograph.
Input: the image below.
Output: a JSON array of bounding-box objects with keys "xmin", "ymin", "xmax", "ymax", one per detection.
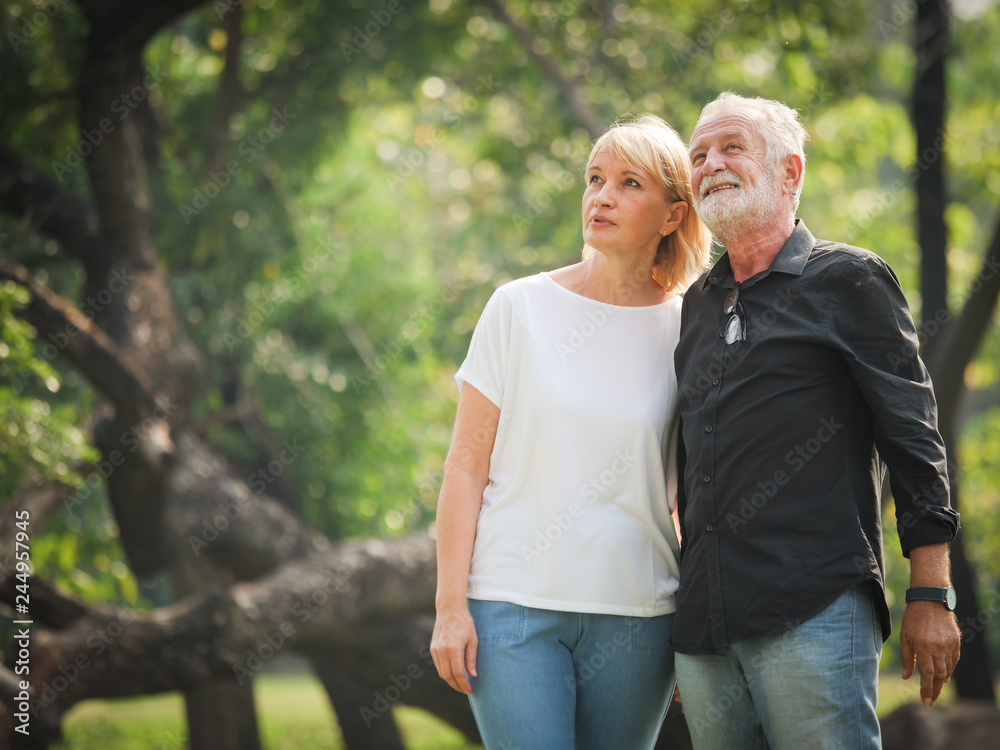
[{"xmin": 899, "ymin": 600, "xmax": 961, "ymax": 705}]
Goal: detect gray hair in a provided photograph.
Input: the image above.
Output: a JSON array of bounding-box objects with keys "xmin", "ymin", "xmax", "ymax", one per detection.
[{"xmin": 695, "ymin": 92, "xmax": 809, "ymax": 210}]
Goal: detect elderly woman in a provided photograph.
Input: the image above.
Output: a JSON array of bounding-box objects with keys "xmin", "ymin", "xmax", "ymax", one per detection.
[{"xmin": 431, "ymin": 114, "xmax": 711, "ymax": 750}]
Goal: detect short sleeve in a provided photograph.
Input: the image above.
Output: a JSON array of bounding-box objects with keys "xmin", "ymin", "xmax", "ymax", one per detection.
[{"xmin": 454, "ymin": 288, "xmax": 512, "ymax": 408}]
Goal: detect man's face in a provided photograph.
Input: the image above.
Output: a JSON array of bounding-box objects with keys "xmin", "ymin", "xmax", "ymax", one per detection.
[{"xmin": 688, "ymin": 110, "xmax": 782, "ymax": 238}]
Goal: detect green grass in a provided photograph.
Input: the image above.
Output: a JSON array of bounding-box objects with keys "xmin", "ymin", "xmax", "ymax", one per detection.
[
  {"xmin": 55, "ymin": 673, "xmax": 480, "ymax": 750},
  {"xmin": 50, "ymin": 671, "xmax": 994, "ymax": 749}
]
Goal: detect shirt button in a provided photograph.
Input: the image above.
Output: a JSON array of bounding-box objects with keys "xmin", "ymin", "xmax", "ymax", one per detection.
[
  {"xmin": 703, "ymin": 475, "xmax": 711, "ymax": 483},
  {"xmin": 705, "ymin": 425, "xmax": 713, "ymax": 433},
  {"xmin": 718, "ymin": 331, "xmax": 725, "ymax": 338},
  {"xmin": 706, "ymin": 524, "xmax": 715, "ymax": 532},
  {"xmin": 712, "ymin": 379, "xmax": 720, "ymax": 385}
]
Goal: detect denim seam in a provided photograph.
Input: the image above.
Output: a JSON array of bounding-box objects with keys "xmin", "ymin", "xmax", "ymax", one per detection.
[{"xmin": 851, "ymin": 587, "xmax": 863, "ymax": 747}]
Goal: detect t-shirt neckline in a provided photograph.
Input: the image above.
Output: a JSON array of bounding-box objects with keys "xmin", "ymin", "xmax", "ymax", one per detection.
[{"xmin": 539, "ymin": 272, "xmax": 676, "ymax": 309}]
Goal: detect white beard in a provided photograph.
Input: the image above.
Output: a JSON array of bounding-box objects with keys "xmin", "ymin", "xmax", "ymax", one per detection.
[{"xmin": 695, "ymin": 168, "xmax": 782, "ymax": 242}]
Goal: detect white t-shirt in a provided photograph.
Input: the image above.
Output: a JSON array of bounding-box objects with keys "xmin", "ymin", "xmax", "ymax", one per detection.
[{"xmin": 455, "ymin": 272, "xmax": 682, "ymax": 617}]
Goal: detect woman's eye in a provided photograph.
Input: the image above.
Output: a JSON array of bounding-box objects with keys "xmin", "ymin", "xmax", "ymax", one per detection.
[
  {"xmin": 625, "ymin": 178, "xmax": 640, "ymax": 187},
  {"xmin": 589, "ymin": 174, "xmax": 601, "ymax": 183}
]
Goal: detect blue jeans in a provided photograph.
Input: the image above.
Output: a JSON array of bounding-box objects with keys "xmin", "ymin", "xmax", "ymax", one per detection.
[
  {"xmin": 467, "ymin": 599, "xmax": 675, "ymax": 750},
  {"xmin": 675, "ymin": 583, "xmax": 883, "ymax": 750}
]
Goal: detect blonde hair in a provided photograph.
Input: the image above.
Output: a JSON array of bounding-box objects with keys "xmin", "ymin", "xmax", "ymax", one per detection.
[{"xmin": 584, "ymin": 113, "xmax": 712, "ymax": 293}]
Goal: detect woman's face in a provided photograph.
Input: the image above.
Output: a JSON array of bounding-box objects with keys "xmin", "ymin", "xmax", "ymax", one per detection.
[{"xmin": 582, "ymin": 148, "xmax": 683, "ymax": 258}]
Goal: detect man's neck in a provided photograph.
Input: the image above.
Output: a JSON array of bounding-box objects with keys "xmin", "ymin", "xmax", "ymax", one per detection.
[{"xmin": 720, "ymin": 215, "xmax": 797, "ymax": 283}]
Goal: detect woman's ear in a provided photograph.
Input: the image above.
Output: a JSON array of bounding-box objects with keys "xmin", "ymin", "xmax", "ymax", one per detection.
[{"xmin": 660, "ymin": 200, "xmax": 689, "ymax": 237}]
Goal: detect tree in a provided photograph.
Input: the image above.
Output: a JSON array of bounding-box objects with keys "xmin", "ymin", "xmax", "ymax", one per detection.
[
  {"xmin": 0, "ymin": 0, "xmax": 997, "ymax": 747},
  {"xmin": 912, "ymin": 0, "xmax": 1000, "ymax": 702}
]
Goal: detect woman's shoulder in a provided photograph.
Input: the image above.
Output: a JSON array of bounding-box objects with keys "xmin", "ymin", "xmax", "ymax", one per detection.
[{"xmin": 488, "ymin": 272, "xmax": 553, "ymax": 302}]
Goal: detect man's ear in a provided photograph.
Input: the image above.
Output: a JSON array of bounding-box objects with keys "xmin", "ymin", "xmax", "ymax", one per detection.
[{"xmin": 781, "ymin": 153, "xmax": 804, "ymax": 197}]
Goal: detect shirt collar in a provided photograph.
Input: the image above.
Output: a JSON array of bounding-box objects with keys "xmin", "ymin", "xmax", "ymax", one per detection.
[{"xmin": 700, "ymin": 219, "xmax": 816, "ymax": 290}]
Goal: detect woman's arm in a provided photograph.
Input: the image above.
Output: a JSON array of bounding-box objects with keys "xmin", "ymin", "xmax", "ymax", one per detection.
[{"xmin": 430, "ymin": 383, "xmax": 500, "ymax": 694}]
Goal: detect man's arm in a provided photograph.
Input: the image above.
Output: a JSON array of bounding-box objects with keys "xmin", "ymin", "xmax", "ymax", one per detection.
[{"xmin": 834, "ymin": 254, "xmax": 961, "ymax": 704}]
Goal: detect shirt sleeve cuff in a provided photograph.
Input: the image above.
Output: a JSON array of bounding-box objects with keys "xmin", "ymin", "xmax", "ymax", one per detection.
[{"xmin": 898, "ymin": 506, "xmax": 961, "ymax": 558}]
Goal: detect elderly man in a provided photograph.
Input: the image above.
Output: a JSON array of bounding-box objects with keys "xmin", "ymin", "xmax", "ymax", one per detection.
[{"xmin": 671, "ymin": 92, "xmax": 961, "ymax": 749}]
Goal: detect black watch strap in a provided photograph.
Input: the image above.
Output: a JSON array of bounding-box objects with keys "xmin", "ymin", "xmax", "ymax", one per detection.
[{"xmin": 905, "ymin": 586, "xmax": 957, "ymax": 610}]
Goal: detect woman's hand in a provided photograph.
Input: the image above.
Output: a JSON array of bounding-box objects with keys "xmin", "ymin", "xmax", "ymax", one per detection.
[{"xmin": 431, "ymin": 605, "xmax": 479, "ymax": 694}]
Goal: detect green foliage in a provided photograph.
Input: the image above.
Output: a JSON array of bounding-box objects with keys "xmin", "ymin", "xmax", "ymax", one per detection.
[{"xmin": 0, "ymin": 281, "xmax": 96, "ymax": 499}]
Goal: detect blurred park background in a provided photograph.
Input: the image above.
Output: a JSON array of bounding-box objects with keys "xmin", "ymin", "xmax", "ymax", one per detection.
[{"xmin": 0, "ymin": 0, "xmax": 999, "ymax": 747}]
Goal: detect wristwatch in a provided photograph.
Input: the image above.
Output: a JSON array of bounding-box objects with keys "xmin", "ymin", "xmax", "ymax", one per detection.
[{"xmin": 905, "ymin": 586, "xmax": 957, "ymax": 611}]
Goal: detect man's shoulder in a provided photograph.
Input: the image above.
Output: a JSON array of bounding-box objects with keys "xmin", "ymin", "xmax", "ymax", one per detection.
[
  {"xmin": 806, "ymin": 238, "xmax": 894, "ymax": 281},
  {"xmin": 809, "ymin": 237, "xmax": 884, "ymax": 266}
]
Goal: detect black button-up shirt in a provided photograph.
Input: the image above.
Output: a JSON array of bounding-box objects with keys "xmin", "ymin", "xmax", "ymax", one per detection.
[{"xmin": 672, "ymin": 220, "xmax": 960, "ymax": 655}]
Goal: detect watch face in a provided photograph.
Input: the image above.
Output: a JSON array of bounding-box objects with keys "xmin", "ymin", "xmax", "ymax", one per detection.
[{"xmin": 946, "ymin": 586, "xmax": 957, "ymax": 611}]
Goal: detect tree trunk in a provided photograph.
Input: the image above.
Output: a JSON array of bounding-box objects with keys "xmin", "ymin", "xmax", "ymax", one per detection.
[
  {"xmin": 311, "ymin": 657, "xmax": 407, "ymax": 750},
  {"xmin": 912, "ymin": 0, "xmax": 997, "ymax": 702},
  {"xmin": 184, "ymin": 680, "xmax": 262, "ymax": 750}
]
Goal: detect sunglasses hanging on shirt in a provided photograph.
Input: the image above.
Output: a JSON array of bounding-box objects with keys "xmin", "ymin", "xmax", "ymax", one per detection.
[{"xmin": 723, "ymin": 283, "xmax": 747, "ymax": 345}]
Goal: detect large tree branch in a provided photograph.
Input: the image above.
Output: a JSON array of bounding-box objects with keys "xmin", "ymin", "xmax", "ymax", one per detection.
[
  {"xmin": 481, "ymin": 0, "xmax": 605, "ymax": 138},
  {"xmin": 928, "ymin": 212, "xmax": 1000, "ymax": 438},
  {"xmin": 0, "ymin": 262, "xmax": 173, "ymax": 431},
  {"xmin": 6, "ymin": 535, "xmax": 447, "ymax": 741}
]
